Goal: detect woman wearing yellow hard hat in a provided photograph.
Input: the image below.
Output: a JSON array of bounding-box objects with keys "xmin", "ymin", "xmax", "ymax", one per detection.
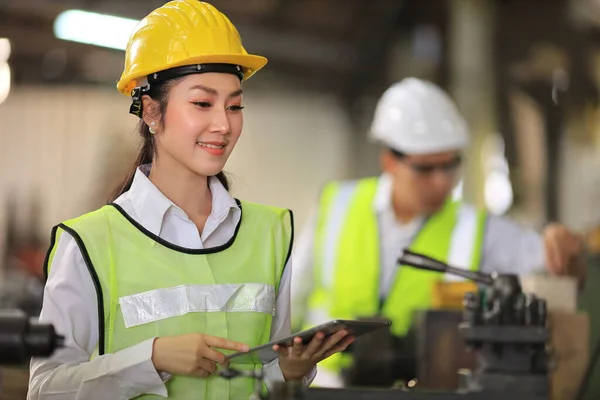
[{"xmin": 27, "ymin": 1, "xmax": 353, "ymax": 399}]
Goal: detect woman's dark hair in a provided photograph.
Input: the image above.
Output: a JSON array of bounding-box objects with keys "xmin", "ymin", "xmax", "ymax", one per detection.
[{"xmin": 108, "ymin": 79, "xmax": 230, "ymax": 203}]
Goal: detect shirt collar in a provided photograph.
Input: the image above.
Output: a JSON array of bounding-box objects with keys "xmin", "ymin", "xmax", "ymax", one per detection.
[
  {"xmin": 373, "ymin": 173, "xmax": 425, "ymax": 228},
  {"xmin": 127, "ymin": 164, "xmax": 239, "ymax": 236},
  {"xmin": 207, "ymin": 173, "xmax": 239, "ymax": 227},
  {"xmin": 373, "ymin": 173, "xmax": 393, "ymax": 215}
]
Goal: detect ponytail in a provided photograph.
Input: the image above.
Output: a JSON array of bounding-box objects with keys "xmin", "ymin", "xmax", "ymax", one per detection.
[
  {"xmin": 215, "ymin": 171, "xmax": 229, "ymax": 191},
  {"xmin": 108, "ymin": 120, "xmax": 155, "ymax": 203}
]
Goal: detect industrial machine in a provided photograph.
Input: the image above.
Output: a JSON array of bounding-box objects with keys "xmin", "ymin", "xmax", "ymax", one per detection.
[
  {"xmin": 0, "ymin": 309, "xmax": 64, "ymax": 398},
  {"xmin": 397, "ymin": 250, "xmax": 550, "ymax": 397},
  {"xmin": 217, "ymin": 250, "xmax": 597, "ymax": 400}
]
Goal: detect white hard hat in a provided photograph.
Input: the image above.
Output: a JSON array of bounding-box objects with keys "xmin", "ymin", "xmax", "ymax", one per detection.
[{"xmin": 369, "ymin": 78, "xmax": 470, "ymax": 155}]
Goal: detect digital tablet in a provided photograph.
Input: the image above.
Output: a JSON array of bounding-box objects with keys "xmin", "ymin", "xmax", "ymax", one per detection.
[{"xmin": 226, "ymin": 319, "xmax": 392, "ymax": 365}]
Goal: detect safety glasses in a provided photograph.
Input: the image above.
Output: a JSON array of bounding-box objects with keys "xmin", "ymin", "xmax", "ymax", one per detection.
[{"xmin": 389, "ymin": 148, "xmax": 462, "ymax": 175}]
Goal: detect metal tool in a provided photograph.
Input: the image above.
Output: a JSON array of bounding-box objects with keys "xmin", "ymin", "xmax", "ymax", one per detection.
[
  {"xmin": 397, "ymin": 250, "xmax": 550, "ymax": 398},
  {"xmin": 397, "ymin": 250, "xmax": 494, "ymax": 285}
]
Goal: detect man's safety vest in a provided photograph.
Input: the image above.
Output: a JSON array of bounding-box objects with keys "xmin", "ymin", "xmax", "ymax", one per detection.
[
  {"xmin": 305, "ymin": 177, "xmax": 486, "ymax": 374},
  {"xmin": 45, "ymin": 200, "xmax": 293, "ymax": 400}
]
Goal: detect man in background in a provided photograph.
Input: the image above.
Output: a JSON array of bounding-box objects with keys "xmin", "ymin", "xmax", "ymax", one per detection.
[{"xmin": 292, "ymin": 77, "xmax": 584, "ymax": 387}]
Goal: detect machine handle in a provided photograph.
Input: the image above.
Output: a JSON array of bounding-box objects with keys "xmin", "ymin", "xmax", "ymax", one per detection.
[{"xmin": 397, "ymin": 250, "xmax": 494, "ymax": 285}]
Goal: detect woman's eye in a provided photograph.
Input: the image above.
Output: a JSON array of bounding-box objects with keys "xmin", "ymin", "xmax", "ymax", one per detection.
[
  {"xmin": 193, "ymin": 101, "xmax": 211, "ymax": 108},
  {"xmin": 228, "ymin": 105, "xmax": 245, "ymax": 111}
]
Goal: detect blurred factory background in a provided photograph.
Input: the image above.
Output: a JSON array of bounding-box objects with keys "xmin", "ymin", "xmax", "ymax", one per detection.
[{"xmin": 1, "ymin": 0, "xmax": 600, "ymax": 398}]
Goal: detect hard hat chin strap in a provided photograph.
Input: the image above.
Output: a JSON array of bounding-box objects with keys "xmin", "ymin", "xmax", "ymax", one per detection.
[{"xmin": 129, "ymin": 63, "xmax": 244, "ymax": 118}]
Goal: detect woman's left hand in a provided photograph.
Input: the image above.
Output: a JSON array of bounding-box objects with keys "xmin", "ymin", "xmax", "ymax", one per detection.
[{"xmin": 274, "ymin": 330, "xmax": 355, "ymax": 381}]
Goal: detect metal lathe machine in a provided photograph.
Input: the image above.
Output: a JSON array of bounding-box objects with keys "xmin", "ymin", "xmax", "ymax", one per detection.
[{"xmin": 217, "ymin": 250, "xmax": 597, "ymax": 400}]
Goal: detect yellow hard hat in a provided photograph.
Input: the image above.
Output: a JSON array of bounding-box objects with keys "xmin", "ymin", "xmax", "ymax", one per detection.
[{"xmin": 116, "ymin": 0, "xmax": 268, "ymax": 96}]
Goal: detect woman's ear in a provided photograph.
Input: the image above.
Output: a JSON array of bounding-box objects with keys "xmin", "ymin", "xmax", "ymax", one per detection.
[{"xmin": 141, "ymin": 95, "xmax": 160, "ymax": 127}]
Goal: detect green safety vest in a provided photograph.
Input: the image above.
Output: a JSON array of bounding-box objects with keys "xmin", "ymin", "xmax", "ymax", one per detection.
[
  {"xmin": 306, "ymin": 177, "xmax": 486, "ymax": 373},
  {"xmin": 45, "ymin": 200, "xmax": 293, "ymax": 399}
]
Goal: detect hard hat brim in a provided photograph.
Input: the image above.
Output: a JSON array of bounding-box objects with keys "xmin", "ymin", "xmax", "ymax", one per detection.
[
  {"xmin": 117, "ymin": 53, "xmax": 268, "ymax": 95},
  {"xmin": 369, "ymin": 130, "xmax": 470, "ymax": 155}
]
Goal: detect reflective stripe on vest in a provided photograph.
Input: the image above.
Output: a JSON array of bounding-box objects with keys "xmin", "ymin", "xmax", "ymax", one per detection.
[
  {"xmin": 307, "ymin": 177, "xmax": 486, "ymax": 375},
  {"xmin": 45, "ymin": 200, "xmax": 293, "ymax": 400},
  {"xmin": 119, "ymin": 283, "xmax": 276, "ymax": 328}
]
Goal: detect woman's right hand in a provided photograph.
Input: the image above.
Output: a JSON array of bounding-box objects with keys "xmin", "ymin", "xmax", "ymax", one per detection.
[{"xmin": 151, "ymin": 333, "xmax": 250, "ymax": 377}]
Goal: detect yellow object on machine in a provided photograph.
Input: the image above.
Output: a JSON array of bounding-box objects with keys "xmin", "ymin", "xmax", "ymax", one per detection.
[
  {"xmin": 586, "ymin": 225, "xmax": 600, "ymax": 254},
  {"xmin": 431, "ymin": 281, "xmax": 478, "ymax": 310}
]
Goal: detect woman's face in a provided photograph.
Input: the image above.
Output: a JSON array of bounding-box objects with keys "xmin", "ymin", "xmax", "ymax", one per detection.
[{"xmin": 151, "ymin": 72, "xmax": 244, "ymax": 178}]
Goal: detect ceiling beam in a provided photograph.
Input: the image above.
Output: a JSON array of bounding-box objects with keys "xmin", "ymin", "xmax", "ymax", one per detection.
[
  {"xmin": 0, "ymin": 2, "xmax": 360, "ymax": 84},
  {"xmin": 237, "ymin": 23, "xmax": 357, "ymax": 72},
  {"xmin": 340, "ymin": 0, "xmax": 405, "ymax": 123}
]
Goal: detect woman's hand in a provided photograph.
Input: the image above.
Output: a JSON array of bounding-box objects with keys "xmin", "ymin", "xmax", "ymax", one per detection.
[
  {"xmin": 152, "ymin": 333, "xmax": 250, "ymax": 378},
  {"xmin": 274, "ymin": 330, "xmax": 355, "ymax": 381}
]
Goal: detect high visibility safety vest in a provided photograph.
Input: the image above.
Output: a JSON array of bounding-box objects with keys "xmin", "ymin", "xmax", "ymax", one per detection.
[
  {"xmin": 306, "ymin": 177, "xmax": 486, "ymax": 374},
  {"xmin": 44, "ymin": 200, "xmax": 293, "ymax": 400}
]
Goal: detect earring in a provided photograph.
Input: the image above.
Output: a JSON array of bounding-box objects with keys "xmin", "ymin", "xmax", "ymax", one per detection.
[{"xmin": 149, "ymin": 121, "xmax": 156, "ymax": 135}]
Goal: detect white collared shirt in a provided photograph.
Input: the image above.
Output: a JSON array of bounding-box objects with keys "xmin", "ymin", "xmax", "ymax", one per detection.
[{"xmin": 28, "ymin": 165, "xmax": 310, "ymax": 400}]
